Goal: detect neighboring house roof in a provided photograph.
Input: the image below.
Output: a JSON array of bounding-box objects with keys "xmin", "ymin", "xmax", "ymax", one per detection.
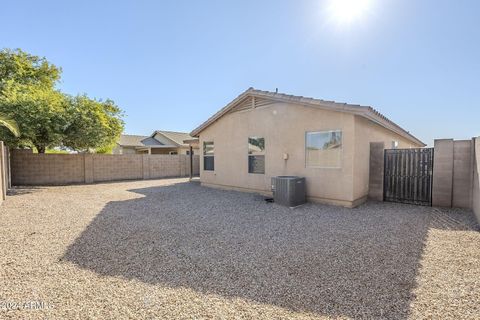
[
  {"xmin": 117, "ymin": 135, "xmax": 157, "ymax": 147},
  {"xmin": 152, "ymin": 130, "xmax": 197, "ymax": 147},
  {"xmin": 117, "ymin": 134, "xmax": 176, "ymax": 148},
  {"xmin": 118, "ymin": 131, "xmax": 198, "ymax": 148},
  {"xmin": 190, "ymin": 88, "xmax": 426, "ymax": 147}
]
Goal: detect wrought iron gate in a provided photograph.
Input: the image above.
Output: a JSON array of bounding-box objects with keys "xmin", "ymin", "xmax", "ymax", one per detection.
[{"xmin": 384, "ymin": 148, "xmax": 434, "ymax": 206}]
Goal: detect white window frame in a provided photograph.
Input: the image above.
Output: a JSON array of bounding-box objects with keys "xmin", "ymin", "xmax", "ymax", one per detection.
[
  {"xmin": 248, "ymin": 136, "xmax": 265, "ymax": 174},
  {"xmin": 305, "ymin": 130, "xmax": 343, "ymax": 169},
  {"xmin": 203, "ymin": 141, "xmax": 214, "ymax": 171}
]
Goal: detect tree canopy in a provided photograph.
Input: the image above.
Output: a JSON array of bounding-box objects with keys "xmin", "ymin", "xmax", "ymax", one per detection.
[
  {"xmin": 63, "ymin": 95, "xmax": 124, "ymax": 152},
  {"xmin": 0, "ymin": 48, "xmax": 124, "ymax": 153},
  {"xmin": 0, "ymin": 48, "xmax": 60, "ymax": 90},
  {"xmin": 0, "ymin": 82, "xmax": 67, "ymax": 152}
]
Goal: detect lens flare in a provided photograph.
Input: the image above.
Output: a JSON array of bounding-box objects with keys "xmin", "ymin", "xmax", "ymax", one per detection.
[{"xmin": 328, "ymin": 0, "xmax": 372, "ymax": 24}]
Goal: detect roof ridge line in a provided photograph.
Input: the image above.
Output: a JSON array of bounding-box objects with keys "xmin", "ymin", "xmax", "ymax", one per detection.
[{"xmin": 190, "ymin": 88, "xmax": 425, "ymax": 146}]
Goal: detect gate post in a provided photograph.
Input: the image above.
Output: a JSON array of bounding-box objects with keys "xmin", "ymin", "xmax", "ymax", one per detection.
[
  {"xmin": 369, "ymin": 142, "xmax": 385, "ymax": 201},
  {"xmin": 432, "ymin": 139, "xmax": 454, "ymax": 207}
]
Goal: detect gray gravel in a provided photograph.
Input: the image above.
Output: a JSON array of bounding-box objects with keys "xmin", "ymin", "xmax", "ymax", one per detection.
[{"xmin": 0, "ymin": 178, "xmax": 479, "ymax": 319}]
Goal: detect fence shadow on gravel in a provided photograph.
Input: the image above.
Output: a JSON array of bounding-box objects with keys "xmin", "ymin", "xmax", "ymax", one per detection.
[
  {"xmin": 7, "ymin": 186, "xmax": 46, "ymax": 196},
  {"xmin": 62, "ymin": 182, "xmax": 477, "ymax": 319}
]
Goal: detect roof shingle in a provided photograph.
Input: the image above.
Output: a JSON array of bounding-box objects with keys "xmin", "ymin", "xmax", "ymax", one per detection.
[
  {"xmin": 190, "ymin": 88, "xmax": 425, "ymax": 146},
  {"xmin": 118, "ymin": 131, "xmax": 197, "ymax": 148},
  {"xmin": 118, "ymin": 135, "xmax": 165, "ymax": 147},
  {"xmin": 154, "ymin": 131, "xmax": 196, "ymax": 146}
]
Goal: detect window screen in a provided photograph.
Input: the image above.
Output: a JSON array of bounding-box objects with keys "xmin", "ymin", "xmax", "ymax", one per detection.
[
  {"xmin": 203, "ymin": 141, "xmax": 214, "ymax": 171},
  {"xmin": 248, "ymin": 137, "xmax": 265, "ymax": 174},
  {"xmin": 306, "ymin": 130, "xmax": 342, "ymax": 168}
]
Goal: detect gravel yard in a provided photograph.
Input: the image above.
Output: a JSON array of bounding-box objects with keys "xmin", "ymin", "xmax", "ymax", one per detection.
[{"xmin": 1, "ymin": 178, "xmax": 479, "ymax": 319}]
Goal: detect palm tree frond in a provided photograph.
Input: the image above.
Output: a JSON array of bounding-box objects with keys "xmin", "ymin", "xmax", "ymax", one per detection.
[{"xmin": 0, "ymin": 114, "xmax": 20, "ymax": 137}]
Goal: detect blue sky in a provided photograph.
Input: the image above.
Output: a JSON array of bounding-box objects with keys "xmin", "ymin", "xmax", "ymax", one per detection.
[{"xmin": 1, "ymin": 0, "xmax": 479, "ymax": 146}]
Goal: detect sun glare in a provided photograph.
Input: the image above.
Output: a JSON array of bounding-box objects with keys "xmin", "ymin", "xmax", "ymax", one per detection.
[{"xmin": 328, "ymin": 0, "xmax": 372, "ymax": 24}]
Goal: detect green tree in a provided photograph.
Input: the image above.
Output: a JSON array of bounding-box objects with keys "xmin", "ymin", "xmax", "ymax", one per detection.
[
  {"xmin": 0, "ymin": 49, "xmax": 65, "ymax": 152},
  {"xmin": 0, "ymin": 48, "xmax": 124, "ymax": 153},
  {"xmin": 0, "ymin": 48, "xmax": 60, "ymax": 90},
  {"xmin": 63, "ymin": 95, "xmax": 124, "ymax": 153},
  {"xmin": 0, "ymin": 82, "xmax": 68, "ymax": 153}
]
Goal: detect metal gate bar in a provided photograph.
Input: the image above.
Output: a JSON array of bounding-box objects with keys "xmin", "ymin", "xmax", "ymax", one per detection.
[{"xmin": 383, "ymin": 148, "xmax": 434, "ymax": 206}]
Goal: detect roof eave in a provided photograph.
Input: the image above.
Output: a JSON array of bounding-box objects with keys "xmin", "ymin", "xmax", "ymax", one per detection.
[
  {"xmin": 119, "ymin": 144, "xmax": 145, "ymax": 148},
  {"xmin": 150, "ymin": 131, "xmax": 181, "ymax": 147},
  {"xmin": 190, "ymin": 88, "xmax": 425, "ymax": 147},
  {"xmin": 361, "ymin": 109, "xmax": 426, "ymax": 147},
  {"xmin": 190, "ymin": 88, "xmax": 255, "ymax": 137},
  {"xmin": 135, "ymin": 145, "xmax": 178, "ymax": 149}
]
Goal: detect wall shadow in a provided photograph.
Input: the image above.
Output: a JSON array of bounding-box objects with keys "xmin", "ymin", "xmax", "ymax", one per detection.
[
  {"xmin": 62, "ymin": 182, "xmax": 477, "ymax": 318},
  {"xmin": 7, "ymin": 186, "xmax": 45, "ymax": 196}
]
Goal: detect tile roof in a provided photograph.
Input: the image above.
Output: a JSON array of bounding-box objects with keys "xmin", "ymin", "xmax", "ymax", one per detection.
[
  {"xmin": 118, "ymin": 135, "xmax": 165, "ymax": 147},
  {"xmin": 153, "ymin": 131, "xmax": 197, "ymax": 147},
  {"xmin": 118, "ymin": 131, "xmax": 198, "ymax": 148},
  {"xmin": 190, "ymin": 88, "xmax": 425, "ymax": 146}
]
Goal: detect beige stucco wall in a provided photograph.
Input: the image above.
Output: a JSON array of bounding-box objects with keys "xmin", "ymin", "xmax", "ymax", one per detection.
[
  {"xmin": 198, "ymin": 102, "xmax": 422, "ymax": 207},
  {"xmin": 151, "ymin": 147, "xmax": 199, "ymax": 155},
  {"xmin": 114, "ymin": 146, "xmax": 199, "ymax": 155},
  {"xmin": 353, "ymin": 116, "xmax": 423, "ymax": 201},
  {"xmin": 151, "ymin": 148, "xmax": 178, "ymax": 155},
  {"xmin": 368, "ymin": 142, "xmax": 385, "ymax": 201},
  {"xmin": 179, "ymin": 147, "xmax": 200, "ymax": 155},
  {"xmin": 473, "ymin": 137, "xmax": 480, "ymax": 222}
]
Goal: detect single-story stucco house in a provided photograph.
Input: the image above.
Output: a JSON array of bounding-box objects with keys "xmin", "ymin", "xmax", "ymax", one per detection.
[
  {"xmin": 113, "ymin": 130, "xmax": 199, "ymax": 155},
  {"xmin": 190, "ymin": 88, "xmax": 425, "ymax": 207}
]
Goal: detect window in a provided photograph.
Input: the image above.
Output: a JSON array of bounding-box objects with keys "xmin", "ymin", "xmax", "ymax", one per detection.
[
  {"xmin": 169, "ymin": 151, "xmax": 178, "ymax": 155},
  {"xmin": 248, "ymin": 137, "xmax": 265, "ymax": 174},
  {"xmin": 203, "ymin": 141, "xmax": 214, "ymax": 171},
  {"xmin": 391, "ymin": 141, "xmax": 399, "ymax": 149},
  {"xmin": 186, "ymin": 150, "xmax": 194, "ymax": 155},
  {"xmin": 306, "ymin": 130, "xmax": 342, "ymax": 168}
]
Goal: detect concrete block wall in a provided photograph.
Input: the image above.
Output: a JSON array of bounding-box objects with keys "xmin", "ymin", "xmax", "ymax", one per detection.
[
  {"xmin": 452, "ymin": 140, "xmax": 474, "ymax": 208},
  {"xmin": 11, "ymin": 152, "xmax": 85, "ymax": 185},
  {"xmin": 11, "ymin": 151, "xmax": 200, "ymax": 186},
  {"xmin": 473, "ymin": 137, "xmax": 480, "ymax": 222},
  {"xmin": 149, "ymin": 155, "xmax": 183, "ymax": 179},
  {"xmin": 0, "ymin": 142, "xmax": 6, "ymax": 203},
  {"xmin": 368, "ymin": 139, "xmax": 477, "ymax": 213},
  {"xmin": 432, "ymin": 139, "xmax": 474, "ymax": 209},
  {"xmin": 432, "ymin": 139, "xmax": 454, "ymax": 207},
  {"xmin": 92, "ymin": 154, "xmax": 143, "ymax": 182}
]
